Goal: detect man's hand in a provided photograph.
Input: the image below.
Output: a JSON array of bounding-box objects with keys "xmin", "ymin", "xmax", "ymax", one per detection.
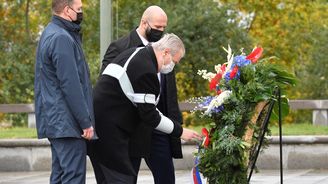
[
  {"xmin": 181, "ymin": 128, "xmax": 202, "ymax": 142},
  {"xmin": 81, "ymin": 126, "xmax": 94, "ymax": 140}
]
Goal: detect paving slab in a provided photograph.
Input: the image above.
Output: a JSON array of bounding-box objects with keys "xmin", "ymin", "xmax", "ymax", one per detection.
[{"xmin": 1, "ymin": 169, "xmax": 328, "ymax": 184}]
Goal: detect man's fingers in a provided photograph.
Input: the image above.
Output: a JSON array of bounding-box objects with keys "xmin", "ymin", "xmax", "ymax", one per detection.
[
  {"xmin": 86, "ymin": 130, "xmax": 92, "ymax": 139},
  {"xmin": 86, "ymin": 129, "xmax": 92, "ymax": 140},
  {"xmin": 81, "ymin": 129, "xmax": 91, "ymax": 140},
  {"xmin": 190, "ymin": 131, "xmax": 202, "ymax": 140},
  {"xmin": 194, "ymin": 133, "xmax": 202, "ymax": 140},
  {"xmin": 90, "ymin": 130, "xmax": 94, "ymax": 139},
  {"xmin": 85, "ymin": 130, "xmax": 90, "ymax": 139},
  {"xmin": 81, "ymin": 126, "xmax": 94, "ymax": 140},
  {"xmin": 180, "ymin": 128, "xmax": 203, "ymax": 141},
  {"xmin": 87, "ymin": 129, "xmax": 94, "ymax": 140}
]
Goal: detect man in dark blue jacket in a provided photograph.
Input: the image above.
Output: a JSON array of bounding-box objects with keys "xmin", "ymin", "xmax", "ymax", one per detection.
[{"xmin": 34, "ymin": 0, "xmax": 95, "ymax": 183}]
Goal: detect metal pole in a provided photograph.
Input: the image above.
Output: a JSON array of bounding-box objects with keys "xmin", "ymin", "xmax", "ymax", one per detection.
[
  {"xmin": 247, "ymin": 87, "xmax": 284, "ymax": 183},
  {"xmin": 100, "ymin": 0, "xmax": 112, "ymax": 65},
  {"xmin": 278, "ymin": 88, "xmax": 283, "ymax": 184}
]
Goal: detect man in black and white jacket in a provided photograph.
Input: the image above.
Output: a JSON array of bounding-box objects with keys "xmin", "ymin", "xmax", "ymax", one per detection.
[
  {"xmin": 91, "ymin": 6, "xmax": 190, "ymax": 184},
  {"xmin": 91, "ymin": 33, "xmax": 201, "ymax": 183}
]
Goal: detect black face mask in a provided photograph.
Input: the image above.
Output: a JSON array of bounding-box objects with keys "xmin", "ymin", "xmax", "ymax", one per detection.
[
  {"xmin": 69, "ymin": 7, "xmax": 83, "ymax": 25},
  {"xmin": 145, "ymin": 23, "xmax": 164, "ymax": 42}
]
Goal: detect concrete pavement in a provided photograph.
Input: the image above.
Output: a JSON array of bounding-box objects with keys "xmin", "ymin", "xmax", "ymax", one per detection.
[{"xmin": 1, "ymin": 169, "xmax": 328, "ymax": 184}]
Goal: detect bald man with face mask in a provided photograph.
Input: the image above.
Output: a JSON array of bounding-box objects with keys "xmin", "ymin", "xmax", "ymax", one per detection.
[
  {"xmin": 90, "ymin": 5, "xmax": 187, "ymax": 184},
  {"xmin": 100, "ymin": 5, "xmax": 167, "ymax": 73}
]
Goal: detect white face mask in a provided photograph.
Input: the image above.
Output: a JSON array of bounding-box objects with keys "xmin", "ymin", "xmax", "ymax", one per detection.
[{"xmin": 160, "ymin": 55, "xmax": 175, "ymax": 74}]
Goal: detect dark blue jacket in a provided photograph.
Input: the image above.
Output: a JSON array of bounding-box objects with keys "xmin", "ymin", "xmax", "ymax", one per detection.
[{"xmin": 34, "ymin": 15, "xmax": 95, "ymax": 139}]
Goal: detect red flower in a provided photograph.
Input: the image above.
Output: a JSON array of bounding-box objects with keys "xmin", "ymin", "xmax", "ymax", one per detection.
[
  {"xmin": 230, "ymin": 65, "xmax": 239, "ymax": 79},
  {"xmin": 216, "ymin": 89, "xmax": 222, "ymax": 95},
  {"xmin": 209, "ymin": 64, "xmax": 227, "ymax": 91},
  {"xmin": 246, "ymin": 47, "xmax": 263, "ymax": 63},
  {"xmin": 221, "ymin": 64, "xmax": 227, "ymax": 72},
  {"xmin": 201, "ymin": 128, "xmax": 210, "ymax": 148},
  {"xmin": 209, "ymin": 73, "xmax": 222, "ymax": 90}
]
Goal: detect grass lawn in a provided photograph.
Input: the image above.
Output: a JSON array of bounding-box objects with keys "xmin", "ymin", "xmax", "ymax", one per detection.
[
  {"xmin": 269, "ymin": 123, "xmax": 328, "ymax": 135},
  {"xmin": 1, "ymin": 123, "xmax": 328, "ymax": 139},
  {"xmin": 0, "ymin": 127, "xmax": 37, "ymax": 139}
]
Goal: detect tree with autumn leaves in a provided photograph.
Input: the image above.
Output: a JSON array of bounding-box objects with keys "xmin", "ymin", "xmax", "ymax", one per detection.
[
  {"xmin": 220, "ymin": 0, "xmax": 327, "ymax": 100},
  {"xmin": 0, "ymin": 1, "xmax": 99, "ymax": 125}
]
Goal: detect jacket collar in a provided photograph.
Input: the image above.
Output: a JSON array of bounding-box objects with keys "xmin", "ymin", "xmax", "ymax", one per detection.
[
  {"xmin": 135, "ymin": 27, "xmax": 149, "ymax": 46},
  {"xmin": 52, "ymin": 15, "xmax": 81, "ymax": 33},
  {"xmin": 131, "ymin": 28, "xmax": 145, "ymax": 47}
]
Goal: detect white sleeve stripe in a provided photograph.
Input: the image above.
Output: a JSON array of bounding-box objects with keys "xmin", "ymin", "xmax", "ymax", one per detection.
[
  {"xmin": 155, "ymin": 114, "xmax": 174, "ymax": 134},
  {"xmin": 127, "ymin": 93, "xmax": 156, "ymax": 104}
]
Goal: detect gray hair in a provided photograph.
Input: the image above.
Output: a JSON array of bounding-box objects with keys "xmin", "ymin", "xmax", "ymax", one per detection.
[
  {"xmin": 152, "ymin": 33, "xmax": 185, "ymax": 57},
  {"xmin": 52, "ymin": 0, "xmax": 74, "ymax": 14}
]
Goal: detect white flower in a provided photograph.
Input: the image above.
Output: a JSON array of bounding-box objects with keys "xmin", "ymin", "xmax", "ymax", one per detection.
[
  {"xmin": 197, "ymin": 70, "xmax": 216, "ymax": 81},
  {"xmin": 222, "ymin": 45, "xmax": 234, "ymax": 76},
  {"xmin": 214, "ymin": 64, "xmax": 223, "ymax": 73},
  {"xmin": 204, "ymin": 90, "xmax": 232, "ymax": 115}
]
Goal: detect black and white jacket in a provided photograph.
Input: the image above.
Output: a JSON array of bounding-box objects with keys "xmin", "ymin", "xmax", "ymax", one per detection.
[{"xmin": 92, "ymin": 46, "xmax": 183, "ymax": 175}]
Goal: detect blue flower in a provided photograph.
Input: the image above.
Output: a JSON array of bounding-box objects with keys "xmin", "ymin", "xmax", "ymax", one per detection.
[
  {"xmin": 224, "ymin": 71, "xmax": 232, "ymax": 81},
  {"xmin": 200, "ymin": 96, "xmax": 214, "ymax": 107},
  {"xmin": 232, "ymin": 55, "xmax": 251, "ymax": 68}
]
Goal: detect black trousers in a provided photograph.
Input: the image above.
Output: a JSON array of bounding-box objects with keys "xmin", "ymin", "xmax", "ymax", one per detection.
[
  {"xmin": 90, "ymin": 132, "xmax": 175, "ymax": 184},
  {"xmin": 98, "ymin": 163, "xmax": 136, "ymax": 184},
  {"xmin": 144, "ymin": 131, "xmax": 175, "ymax": 184}
]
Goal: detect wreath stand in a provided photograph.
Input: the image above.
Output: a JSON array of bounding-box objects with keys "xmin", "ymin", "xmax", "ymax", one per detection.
[{"xmin": 247, "ymin": 87, "xmax": 284, "ymax": 184}]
